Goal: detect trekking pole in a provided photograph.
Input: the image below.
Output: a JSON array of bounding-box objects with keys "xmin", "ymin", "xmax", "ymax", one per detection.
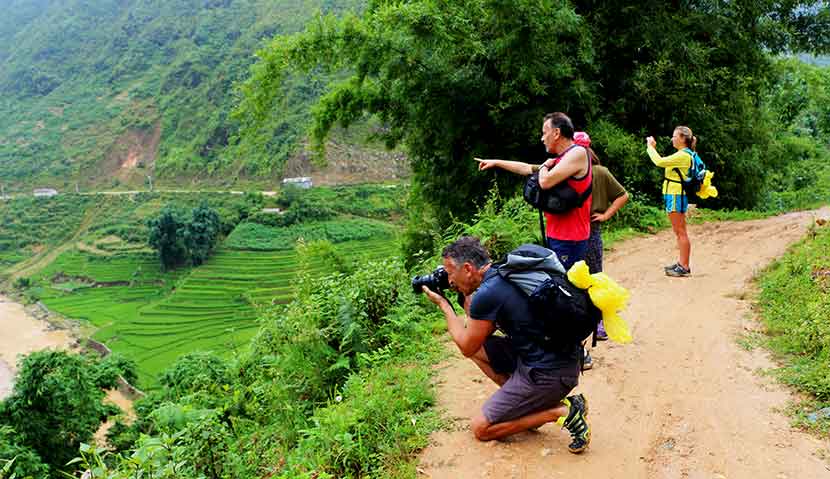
[{"xmin": 538, "ymin": 209, "xmax": 546, "ymax": 248}]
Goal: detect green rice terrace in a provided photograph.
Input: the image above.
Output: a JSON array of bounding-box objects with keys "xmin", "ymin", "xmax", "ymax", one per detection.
[{"xmin": 1, "ymin": 185, "xmax": 404, "ymax": 387}]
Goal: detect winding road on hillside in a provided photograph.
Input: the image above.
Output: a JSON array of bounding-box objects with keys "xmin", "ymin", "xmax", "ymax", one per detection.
[{"xmin": 418, "ymin": 207, "xmax": 830, "ymax": 478}]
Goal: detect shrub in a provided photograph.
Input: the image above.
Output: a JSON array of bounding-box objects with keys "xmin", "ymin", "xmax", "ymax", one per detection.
[
  {"xmin": 158, "ymin": 352, "xmax": 233, "ymax": 401},
  {"xmin": 758, "ymin": 225, "xmax": 830, "ymax": 400},
  {"xmin": 591, "ymin": 119, "xmax": 660, "ymax": 202},
  {"xmin": 0, "ymin": 351, "xmax": 108, "ymax": 473},
  {"xmin": 93, "ymin": 353, "xmax": 139, "ymax": 389},
  {"xmin": 0, "ymin": 426, "xmax": 50, "ymax": 479},
  {"xmin": 278, "ymin": 363, "xmax": 438, "ymax": 478}
]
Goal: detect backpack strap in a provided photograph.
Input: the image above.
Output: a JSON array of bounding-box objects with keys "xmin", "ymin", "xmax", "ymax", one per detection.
[
  {"xmin": 669, "ymin": 168, "xmax": 686, "ymax": 184},
  {"xmin": 666, "ymin": 149, "xmax": 694, "ymax": 192},
  {"xmin": 576, "ymin": 159, "xmax": 594, "ymax": 201}
]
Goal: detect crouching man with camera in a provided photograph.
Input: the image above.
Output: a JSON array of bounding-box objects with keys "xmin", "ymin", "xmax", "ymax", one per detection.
[{"xmin": 418, "ymin": 236, "xmax": 590, "ymax": 453}]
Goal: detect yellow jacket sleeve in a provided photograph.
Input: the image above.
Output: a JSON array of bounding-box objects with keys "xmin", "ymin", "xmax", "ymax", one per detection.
[
  {"xmin": 647, "ymin": 146, "xmax": 692, "ymax": 168},
  {"xmin": 647, "ymin": 146, "xmax": 692, "ymax": 195}
]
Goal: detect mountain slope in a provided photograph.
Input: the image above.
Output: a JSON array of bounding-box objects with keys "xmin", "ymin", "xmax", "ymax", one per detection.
[{"xmin": 0, "ymin": 0, "xmax": 375, "ymax": 190}]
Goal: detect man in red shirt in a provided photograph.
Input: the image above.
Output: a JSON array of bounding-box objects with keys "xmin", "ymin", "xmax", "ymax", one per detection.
[{"xmin": 476, "ymin": 112, "xmax": 592, "ymax": 269}]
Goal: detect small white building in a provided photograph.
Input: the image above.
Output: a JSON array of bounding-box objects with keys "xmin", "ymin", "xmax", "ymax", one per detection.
[
  {"xmin": 33, "ymin": 188, "xmax": 58, "ymax": 198},
  {"xmin": 282, "ymin": 177, "xmax": 313, "ymax": 189}
]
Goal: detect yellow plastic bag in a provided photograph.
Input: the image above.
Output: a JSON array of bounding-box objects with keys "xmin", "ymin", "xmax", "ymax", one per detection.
[
  {"xmin": 603, "ymin": 312, "xmax": 633, "ymax": 343},
  {"xmin": 567, "ymin": 261, "xmax": 633, "ymax": 344},
  {"xmin": 567, "ymin": 261, "xmax": 592, "ymax": 289},
  {"xmin": 697, "ymin": 171, "xmax": 718, "ymax": 199}
]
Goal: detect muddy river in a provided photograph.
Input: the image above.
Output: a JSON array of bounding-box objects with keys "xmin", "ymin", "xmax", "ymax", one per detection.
[{"xmin": 0, "ymin": 295, "xmax": 74, "ymax": 398}]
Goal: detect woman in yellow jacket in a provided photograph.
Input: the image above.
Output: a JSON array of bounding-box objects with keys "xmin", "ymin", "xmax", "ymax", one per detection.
[{"xmin": 646, "ymin": 126, "xmax": 696, "ymax": 277}]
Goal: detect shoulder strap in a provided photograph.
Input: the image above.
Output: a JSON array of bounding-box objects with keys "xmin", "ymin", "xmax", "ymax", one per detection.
[
  {"xmin": 671, "ymin": 167, "xmax": 686, "ymax": 184},
  {"xmin": 569, "ymin": 145, "xmax": 592, "ymax": 181},
  {"xmin": 681, "ymin": 148, "xmax": 696, "ymax": 169},
  {"xmin": 576, "ymin": 159, "xmax": 593, "ymax": 200}
]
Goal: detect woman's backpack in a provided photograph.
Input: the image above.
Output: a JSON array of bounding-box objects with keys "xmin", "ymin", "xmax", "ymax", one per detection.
[
  {"xmin": 672, "ymin": 148, "xmax": 708, "ymax": 196},
  {"xmin": 496, "ymin": 244, "xmax": 602, "ymax": 350}
]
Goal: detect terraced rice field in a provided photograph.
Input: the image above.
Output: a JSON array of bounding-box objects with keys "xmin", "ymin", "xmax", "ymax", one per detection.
[
  {"xmin": 0, "ymin": 195, "xmax": 95, "ymax": 267},
  {"xmin": 38, "ymin": 238, "xmax": 399, "ymax": 386}
]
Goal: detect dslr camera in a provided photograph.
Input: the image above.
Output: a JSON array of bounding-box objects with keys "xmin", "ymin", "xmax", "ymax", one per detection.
[{"xmin": 411, "ymin": 266, "xmax": 450, "ymax": 294}]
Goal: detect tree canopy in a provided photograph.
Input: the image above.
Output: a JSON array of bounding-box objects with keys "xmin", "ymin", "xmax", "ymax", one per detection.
[
  {"xmin": 236, "ymin": 0, "xmax": 829, "ymax": 253},
  {"xmin": 147, "ymin": 202, "xmax": 221, "ymax": 269}
]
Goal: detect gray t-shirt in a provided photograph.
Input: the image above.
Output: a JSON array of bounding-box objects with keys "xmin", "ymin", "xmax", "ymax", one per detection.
[{"xmin": 470, "ymin": 268, "xmax": 580, "ymax": 370}]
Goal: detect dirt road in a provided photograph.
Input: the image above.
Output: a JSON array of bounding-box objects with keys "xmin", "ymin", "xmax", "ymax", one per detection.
[{"xmin": 418, "ymin": 208, "xmax": 830, "ymax": 478}]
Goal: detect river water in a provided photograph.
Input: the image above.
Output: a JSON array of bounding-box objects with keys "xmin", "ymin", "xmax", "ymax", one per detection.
[{"xmin": 0, "ymin": 295, "xmax": 73, "ymax": 398}]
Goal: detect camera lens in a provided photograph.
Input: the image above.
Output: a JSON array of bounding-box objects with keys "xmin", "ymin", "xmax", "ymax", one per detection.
[{"xmin": 411, "ymin": 266, "xmax": 449, "ymax": 294}]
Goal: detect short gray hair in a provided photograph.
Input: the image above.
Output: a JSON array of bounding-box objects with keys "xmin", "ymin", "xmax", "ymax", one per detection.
[{"xmin": 442, "ymin": 236, "xmax": 491, "ymax": 268}]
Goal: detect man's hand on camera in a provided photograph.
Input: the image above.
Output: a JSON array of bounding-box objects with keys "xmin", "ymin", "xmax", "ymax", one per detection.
[{"xmin": 421, "ymin": 285, "xmax": 449, "ymax": 307}]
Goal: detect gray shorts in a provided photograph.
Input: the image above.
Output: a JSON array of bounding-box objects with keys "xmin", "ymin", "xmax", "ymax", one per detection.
[{"xmin": 482, "ymin": 336, "xmax": 579, "ymax": 424}]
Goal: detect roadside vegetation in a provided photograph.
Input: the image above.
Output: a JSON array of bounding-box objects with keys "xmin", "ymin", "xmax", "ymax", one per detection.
[{"xmin": 756, "ymin": 223, "xmax": 830, "ymax": 436}]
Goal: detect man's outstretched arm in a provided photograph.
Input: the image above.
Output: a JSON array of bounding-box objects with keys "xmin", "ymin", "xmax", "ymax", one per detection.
[{"xmin": 475, "ymin": 158, "xmax": 536, "ymax": 176}]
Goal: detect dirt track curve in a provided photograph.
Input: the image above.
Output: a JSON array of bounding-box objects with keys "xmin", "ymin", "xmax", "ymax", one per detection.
[{"xmin": 418, "ymin": 207, "xmax": 830, "ymax": 479}]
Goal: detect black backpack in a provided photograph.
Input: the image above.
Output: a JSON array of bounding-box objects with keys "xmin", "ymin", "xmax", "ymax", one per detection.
[
  {"xmin": 496, "ymin": 244, "xmax": 602, "ymax": 350},
  {"xmin": 523, "ymin": 145, "xmax": 593, "ymax": 215}
]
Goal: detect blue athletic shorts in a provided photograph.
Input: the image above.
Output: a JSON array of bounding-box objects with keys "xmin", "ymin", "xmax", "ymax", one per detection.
[{"xmin": 663, "ymin": 194, "xmax": 688, "ymax": 214}]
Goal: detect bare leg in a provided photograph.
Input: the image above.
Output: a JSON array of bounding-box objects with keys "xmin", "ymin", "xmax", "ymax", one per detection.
[
  {"xmin": 669, "ymin": 212, "xmax": 691, "ymax": 269},
  {"xmin": 471, "ymin": 403, "xmax": 569, "ymax": 441},
  {"xmin": 470, "ymin": 346, "xmax": 509, "ymax": 386}
]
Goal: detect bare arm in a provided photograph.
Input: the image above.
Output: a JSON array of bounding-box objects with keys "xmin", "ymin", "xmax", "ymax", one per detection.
[
  {"xmin": 594, "ymin": 192, "xmax": 629, "ymax": 222},
  {"xmin": 475, "ymin": 158, "xmax": 536, "ymax": 176},
  {"xmin": 539, "ymin": 147, "xmax": 588, "ymax": 189},
  {"xmin": 422, "ymin": 286, "xmax": 496, "ymax": 357}
]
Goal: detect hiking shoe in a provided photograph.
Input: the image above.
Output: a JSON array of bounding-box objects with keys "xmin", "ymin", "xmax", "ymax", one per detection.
[
  {"xmin": 664, "ymin": 262, "xmax": 679, "ymax": 271},
  {"xmin": 567, "ymin": 393, "xmax": 589, "ymax": 417},
  {"xmin": 665, "ymin": 264, "xmax": 691, "ymax": 277},
  {"xmin": 582, "ymin": 351, "xmax": 593, "ymax": 371},
  {"xmin": 563, "ymin": 394, "xmax": 591, "ymax": 453}
]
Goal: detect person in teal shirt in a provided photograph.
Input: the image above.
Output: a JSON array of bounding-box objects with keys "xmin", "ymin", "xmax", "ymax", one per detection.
[{"xmin": 646, "ymin": 126, "xmax": 696, "ymax": 277}]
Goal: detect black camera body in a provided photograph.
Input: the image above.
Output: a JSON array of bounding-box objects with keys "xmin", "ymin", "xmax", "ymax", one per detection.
[{"xmin": 411, "ymin": 266, "xmax": 450, "ymax": 294}]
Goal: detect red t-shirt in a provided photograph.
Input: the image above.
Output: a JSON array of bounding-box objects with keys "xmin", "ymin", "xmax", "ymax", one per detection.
[{"xmin": 543, "ymin": 146, "xmax": 592, "ymax": 241}]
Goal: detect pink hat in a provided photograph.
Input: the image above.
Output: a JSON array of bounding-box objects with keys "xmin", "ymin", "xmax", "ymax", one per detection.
[{"xmin": 573, "ymin": 131, "xmax": 591, "ymax": 148}]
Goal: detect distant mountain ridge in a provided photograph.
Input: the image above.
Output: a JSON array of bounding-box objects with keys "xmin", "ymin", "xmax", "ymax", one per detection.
[{"xmin": 0, "ymin": 0, "xmax": 392, "ymax": 191}]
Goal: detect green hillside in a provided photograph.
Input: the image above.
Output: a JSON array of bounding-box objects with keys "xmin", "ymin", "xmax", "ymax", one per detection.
[{"xmin": 0, "ymin": 0, "xmax": 369, "ymax": 191}]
